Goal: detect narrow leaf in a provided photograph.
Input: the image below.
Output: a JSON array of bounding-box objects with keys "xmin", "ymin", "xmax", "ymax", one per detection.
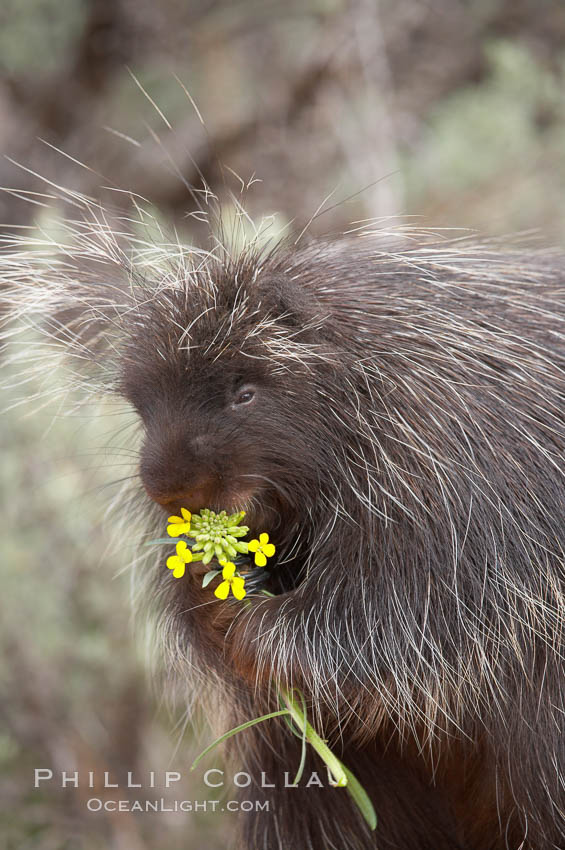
[
  {"xmin": 146, "ymin": 538, "xmax": 178, "ymax": 545},
  {"xmin": 202, "ymin": 570, "xmax": 220, "ymax": 588},
  {"xmin": 191, "ymin": 710, "xmax": 291, "ymax": 771},
  {"xmin": 341, "ymin": 764, "xmax": 378, "ymax": 831}
]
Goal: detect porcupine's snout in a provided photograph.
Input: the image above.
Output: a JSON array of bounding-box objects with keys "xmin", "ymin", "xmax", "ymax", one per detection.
[{"xmin": 140, "ymin": 427, "xmax": 222, "ymax": 514}]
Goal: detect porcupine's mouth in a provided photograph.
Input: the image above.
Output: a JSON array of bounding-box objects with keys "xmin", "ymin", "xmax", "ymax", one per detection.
[
  {"xmin": 159, "ymin": 487, "xmax": 302, "ymax": 595},
  {"xmin": 202, "ymin": 496, "xmax": 304, "ymax": 596},
  {"xmin": 242, "ymin": 489, "xmax": 313, "ymax": 595}
]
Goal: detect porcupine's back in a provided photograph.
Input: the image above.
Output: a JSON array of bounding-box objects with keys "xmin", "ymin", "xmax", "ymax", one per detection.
[
  {"xmin": 192, "ymin": 236, "xmax": 565, "ymax": 847},
  {"xmin": 256, "ymin": 238, "xmax": 565, "ymax": 847},
  {"xmin": 277, "ymin": 239, "xmax": 565, "ymax": 721}
]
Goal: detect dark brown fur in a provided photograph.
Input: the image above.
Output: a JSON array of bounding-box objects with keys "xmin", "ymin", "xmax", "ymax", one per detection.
[{"xmin": 8, "ymin": 231, "xmax": 565, "ymax": 848}]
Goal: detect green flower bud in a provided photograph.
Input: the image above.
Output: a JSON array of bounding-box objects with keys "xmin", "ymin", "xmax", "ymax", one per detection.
[{"xmin": 165, "ymin": 507, "xmax": 272, "ymax": 578}]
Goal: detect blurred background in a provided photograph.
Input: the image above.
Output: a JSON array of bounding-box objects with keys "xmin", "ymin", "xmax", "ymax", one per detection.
[{"xmin": 1, "ymin": 0, "xmax": 565, "ymax": 847}]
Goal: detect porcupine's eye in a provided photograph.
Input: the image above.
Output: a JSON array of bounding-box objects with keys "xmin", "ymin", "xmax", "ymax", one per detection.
[{"xmin": 233, "ymin": 385, "xmax": 256, "ymax": 406}]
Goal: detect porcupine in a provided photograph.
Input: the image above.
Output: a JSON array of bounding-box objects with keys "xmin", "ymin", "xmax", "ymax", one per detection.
[{"xmin": 3, "ymin": 204, "xmax": 565, "ymax": 849}]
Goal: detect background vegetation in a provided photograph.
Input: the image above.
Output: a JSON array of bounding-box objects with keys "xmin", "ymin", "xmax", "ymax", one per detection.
[{"xmin": 2, "ymin": 1, "xmax": 565, "ymax": 847}]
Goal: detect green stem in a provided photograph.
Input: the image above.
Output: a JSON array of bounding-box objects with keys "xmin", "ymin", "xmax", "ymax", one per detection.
[
  {"xmin": 279, "ymin": 687, "xmax": 377, "ymax": 831},
  {"xmin": 279, "ymin": 687, "xmax": 347, "ymax": 787}
]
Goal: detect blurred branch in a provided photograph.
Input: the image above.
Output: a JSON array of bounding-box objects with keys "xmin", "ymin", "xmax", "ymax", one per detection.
[
  {"xmin": 5, "ymin": 0, "xmax": 134, "ymax": 133},
  {"xmin": 2, "ymin": 0, "xmax": 565, "ymax": 232},
  {"xmin": 0, "ymin": 0, "xmax": 143, "ymax": 229},
  {"xmin": 142, "ymin": 42, "xmax": 340, "ymax": 216}
]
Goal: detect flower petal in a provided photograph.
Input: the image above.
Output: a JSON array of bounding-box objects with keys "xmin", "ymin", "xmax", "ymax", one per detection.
[
  {"xmin": 254, "ymin": 551, "xmax": 267, "ymax": 567},
  {"xmin": 214, "ymin": 581, "xmax": 230, "ymax": 600},
  {"xmin": 167, "ymin": 555, "xmax": 182, "ymax": 570},
  {"xmin": 259, "ymin": 532, "xmax": 270, "ymax": 545},
  {"xmin": 181, "ymin": 508, "xmax": 192, "ymax": 522},
  {"xmin": 175, "ymin": 541, "xmax": 193, "ymax": 563},
  {"xmin": 168, "ymin": 515, "xmax": 183, "ymax": 524},
  {"xmin": 222, "ymin": 562, "xmax": 236, "ymax": 580},
  {"xmin": 167, "ymin": 525, "xmax": 184, "ymax": 537},
  {"xmin": 231, "ymin": 577, "xmax": 246, "ymax": 600},
  {"xmin": 247, "ymin": 539, "xmax": 259, "ymax": 552},
  {"xmin": 172, "ymin": 563, "xmax": 185, "ymax": 579},
  {"xmin": 263, "ymin": 543, "xmax": 275, "ymax": 558}
]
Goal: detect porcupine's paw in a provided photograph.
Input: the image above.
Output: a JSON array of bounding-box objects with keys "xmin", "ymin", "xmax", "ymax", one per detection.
[
  {"xmin": 183, "ymin": 559, "xmax": 280, "ymax": 686},
  {"xmin": 227, "ymin": 592, "xmax": 290, "ymax": 688},
  {"xmin": 184, "ymin": 559, "xmax": 238, "ymax": 640}
]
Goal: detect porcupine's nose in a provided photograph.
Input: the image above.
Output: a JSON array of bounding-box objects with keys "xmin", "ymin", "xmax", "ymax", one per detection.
[
  {"xmin": 146, "ymin": 481, "xmax": 219, "ymax": 515},
  {"xmin": 140, "ymin": 430, "xmax": 220, "ymax": 514}
]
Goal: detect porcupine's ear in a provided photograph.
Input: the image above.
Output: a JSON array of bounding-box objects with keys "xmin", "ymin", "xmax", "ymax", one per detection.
[{"xmin": 258, "ymin": 272, "xmax": 323, "ymax": 336}]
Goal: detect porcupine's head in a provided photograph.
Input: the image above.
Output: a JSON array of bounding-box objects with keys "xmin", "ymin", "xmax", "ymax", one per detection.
[{"xmin": 117, "ymin": 242, "xmax": 350, "ymax": 592}]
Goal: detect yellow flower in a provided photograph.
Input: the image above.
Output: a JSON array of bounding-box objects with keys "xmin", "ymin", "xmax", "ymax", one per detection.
[
  {"xmin": 167, "ymin": 507, "xmax": 192, "ymax": 537},
  {"xmin": 166, "ymin": 541, "xmax": 193, "ymax": 578},
  {"xmin": 214, "ymin": 561, "xmax": 246, "ymax": 601},
  {"xmin": 247, "ymin": 532, "xmax": 275, "ymax": 567}
]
